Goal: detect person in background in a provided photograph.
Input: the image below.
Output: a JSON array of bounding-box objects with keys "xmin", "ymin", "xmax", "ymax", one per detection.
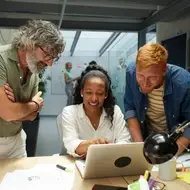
[
  {"xmin": 61, "ymin": 64, "xmax": 131, "ymax": 157},
  {"xmin": 88, "ymin": 60, "xmax": 97, "ymax": 66},
  {"xmin": 124, "ymin": 43, "xmax": 190, "ymax": 156},
  {"xmin": 0, "ymin": 20, "xmax": 65, "ymax": 158},
  {"xmin": 64, "ymin": 62, "xmax": 78, "ymax": 106}
]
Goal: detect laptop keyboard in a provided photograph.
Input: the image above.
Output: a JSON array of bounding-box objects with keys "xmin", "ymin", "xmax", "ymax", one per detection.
[{"xmin": 76, "ymin": 159, "xmax": 86, "ymax": 168}]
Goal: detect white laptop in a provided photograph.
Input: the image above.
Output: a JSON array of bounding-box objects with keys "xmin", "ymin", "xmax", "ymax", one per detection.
[{"xmin": 75, "ymin": 142, "xmax": 151, "ymax": 179}]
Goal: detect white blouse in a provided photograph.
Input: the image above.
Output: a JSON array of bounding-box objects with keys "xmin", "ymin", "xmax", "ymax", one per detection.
[{"xmin": 61, "ymin": 103, "xmax": 131, "ymax": 157}]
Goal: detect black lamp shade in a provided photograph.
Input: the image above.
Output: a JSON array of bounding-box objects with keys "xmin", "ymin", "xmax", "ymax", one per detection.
[{"xmin": 143, "ymin": 132, "xmax": 178, "ymax": 164}]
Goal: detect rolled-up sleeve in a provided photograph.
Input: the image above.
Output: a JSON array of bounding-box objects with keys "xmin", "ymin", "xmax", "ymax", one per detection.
[
  {"xmin": 181, "ymin": 89, "xmax": 190, "ymax": 139},
  {"xmin": 61, "ymin": 107, "xmax": 84, "ymax": 157},
  {"xmin": 113, "ymin": 105, "xmax": 132, "ymax": 143},
  {"xmin": 0, "ymin": 58, "xmax": 7, "ymax": 87},
  {"xmin": 124, "ymin": 69, "xmax": 136, "ymax": 120}
]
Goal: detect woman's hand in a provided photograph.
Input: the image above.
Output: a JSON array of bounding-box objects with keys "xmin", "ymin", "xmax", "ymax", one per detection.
[
  {"xmin": 90, "ymin": 138, "xmax": 110, "ymax": 144},
  {"xmin": 75, "ymin": 138, "xmax": 110, "ymax": 156}
]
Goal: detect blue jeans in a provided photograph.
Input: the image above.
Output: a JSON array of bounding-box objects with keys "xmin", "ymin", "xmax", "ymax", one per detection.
[{"xmin": 65, "ymin": 83, "xmax": 73, "ymax": 106}]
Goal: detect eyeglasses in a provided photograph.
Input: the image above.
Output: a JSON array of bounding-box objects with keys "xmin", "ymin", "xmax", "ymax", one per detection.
[
  {"xmin": 39, "ymin": 46, "xmax": 60, "ymax": 62},
  {"xmin": 153, "ymin": 181, "xmax": 166, "ymax": 190}
]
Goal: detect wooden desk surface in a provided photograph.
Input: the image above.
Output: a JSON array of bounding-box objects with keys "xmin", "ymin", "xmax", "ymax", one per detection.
[
  {"xmin": 0, "ymin": 156, "xmax": 128, "ymax": 190},
  {"xmin": 1, "ymin": 156, "xmax": 189, "ymax": 190}
]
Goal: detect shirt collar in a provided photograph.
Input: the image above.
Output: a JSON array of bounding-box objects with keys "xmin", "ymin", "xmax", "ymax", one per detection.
[
  {"xmin": 7, "ymin": 45, "xmax": 34, "ymax": 76},
  {"xmin": 7, "ymin": 45, "xmax": 19, "ymax": 63},
  {"xmin": 164, "ymin": 66, "xmax": 172, "ymax": 96},
  {"xmin": 78, "ymin": 103, "xmax": 107, "ymax": 119}
]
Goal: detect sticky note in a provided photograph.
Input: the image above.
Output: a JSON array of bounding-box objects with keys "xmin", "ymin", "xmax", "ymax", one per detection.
[{"xmin": 178, "ymin": 172, "xmax": 190, "ymax": 184}]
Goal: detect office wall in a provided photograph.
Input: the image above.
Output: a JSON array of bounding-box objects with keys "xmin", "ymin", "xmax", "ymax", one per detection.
[
  {"xmin": 157, "ymin": 14, "xmax": 190, "ymax": 68},
  {"xmin": 0, "ymin": 29, "xmax": 16, "ymax": 45},
  {"xmin": 157, "ymin": 14, "xmax": 190, "ymax": 42}
]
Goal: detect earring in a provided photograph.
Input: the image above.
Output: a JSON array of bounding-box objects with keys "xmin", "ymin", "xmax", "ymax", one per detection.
[
  {"xmin": 105, "ymin": 97, "xmax": 107, "ymax": 99},
  {"xmin": 81, "ymin": 94, "xmax": 83, "ymax": 97}
]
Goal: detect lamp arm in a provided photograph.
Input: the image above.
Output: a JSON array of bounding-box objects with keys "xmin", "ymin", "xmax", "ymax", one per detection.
[
  {"xmin": 175, "ymin": 121, "xmax": 190, "ymax": 133},
  {"xmin": 169, "ymin": 121, "xmax": 190, "ymax": 142},
  {"xmin": 169, "ymin": 131, "xmax": 183, "ymax": 142}
]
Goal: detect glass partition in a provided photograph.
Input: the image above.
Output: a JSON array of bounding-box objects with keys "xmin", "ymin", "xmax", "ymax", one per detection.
[{"xmin": 106, "ymin": 32, "xmax": 138, "ymax": 113}]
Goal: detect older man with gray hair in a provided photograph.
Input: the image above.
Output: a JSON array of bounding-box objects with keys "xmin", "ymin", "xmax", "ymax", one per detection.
[{"xmin": 0, "ymin": 20, "xmax": 65, "ymax": 158}]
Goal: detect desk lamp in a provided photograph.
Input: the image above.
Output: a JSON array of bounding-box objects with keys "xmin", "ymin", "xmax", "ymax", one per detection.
[{"xmin": 143, "ymin": 121, "xmax": 190, "ymax": 164}]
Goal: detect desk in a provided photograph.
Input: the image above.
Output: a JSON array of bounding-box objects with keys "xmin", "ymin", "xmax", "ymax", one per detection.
[
  {"xmin": 123, "ymin": 171, "xmax": 190, "ymax": 190},
  {"xmin": 1, "ymin": 156, "xmax": 189, "ymax": 190},
  {"xmin": 0, "ymin": 156, "xmax": 127, "ymax": 190}
]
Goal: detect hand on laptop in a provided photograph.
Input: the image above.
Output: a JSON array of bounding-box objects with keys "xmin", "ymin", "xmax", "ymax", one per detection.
[
  {"xmin": 90, "ymin": 138, "xmax": 110, "ymax": 144},
  {"xmin": 75, "ymin": 138, "xmax": 110, "ymax": 156}
]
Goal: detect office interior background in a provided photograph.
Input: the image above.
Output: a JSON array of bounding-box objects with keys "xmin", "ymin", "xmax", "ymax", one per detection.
[{"xmin": 0, "ymin": 0, "xmax": 190, "ymax": 156}]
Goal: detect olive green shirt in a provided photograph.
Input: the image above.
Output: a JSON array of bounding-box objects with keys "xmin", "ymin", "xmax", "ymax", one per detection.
[{"xmin": 0, "ymin": 44, "xmax": 39, "ymax": 137}]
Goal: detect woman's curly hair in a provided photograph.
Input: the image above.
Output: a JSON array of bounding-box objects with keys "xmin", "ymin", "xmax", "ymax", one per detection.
[{"xmin": 73, "ymin": 64, "xmax": 116, "ymax": 125}]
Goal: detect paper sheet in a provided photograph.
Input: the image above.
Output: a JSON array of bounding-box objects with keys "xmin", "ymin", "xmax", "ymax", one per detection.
[
  {"xmin": 176, "ymin": 152, "xmax": 190, "ymax": 168},
  {"xmin": 0, "ymin": 164, "xmax": 75, "ymax": 190}
]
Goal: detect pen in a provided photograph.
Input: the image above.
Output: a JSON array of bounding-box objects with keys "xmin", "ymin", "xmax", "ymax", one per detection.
[
  {"xmin": 183, "ymin": 159, "xmax": 190, "ymax": 162},
  {"xmin": 56, "ymin": 164, "xmax": 73, "ymax": 172},
  {"xmin": 149, "ymin": 178, "xmax": 155, "ymax": 190}
]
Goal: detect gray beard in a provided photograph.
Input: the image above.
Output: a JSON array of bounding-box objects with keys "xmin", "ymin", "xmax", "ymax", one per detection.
[{"xmin": 26, "ymin": 53, "xmax": 41, "ymax": 74}]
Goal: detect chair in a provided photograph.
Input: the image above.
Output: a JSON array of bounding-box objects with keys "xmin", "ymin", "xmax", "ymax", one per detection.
[{"xmin": 56, "ymin": 113, "xmax": 67, "ymax": 155}]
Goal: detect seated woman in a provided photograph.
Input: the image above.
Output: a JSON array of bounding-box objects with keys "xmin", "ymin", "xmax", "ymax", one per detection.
[{"xmin": 61, "ymin": 65, "xmax": 131, "ymax": 157}]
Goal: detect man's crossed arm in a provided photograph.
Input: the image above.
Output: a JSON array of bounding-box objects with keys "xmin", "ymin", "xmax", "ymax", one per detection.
[{"xmin": 0, "ymin": 83, "xmax": 43, "ymax": 122}]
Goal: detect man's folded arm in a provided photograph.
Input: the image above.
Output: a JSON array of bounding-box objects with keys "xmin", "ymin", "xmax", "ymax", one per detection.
[
  {"xmin": 15, "ymin": 112, "xmax": 38, "ymax": 121},
  {"xmin": 0, "ymin": 87, "xmax": 37, "ymax": 121}
]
